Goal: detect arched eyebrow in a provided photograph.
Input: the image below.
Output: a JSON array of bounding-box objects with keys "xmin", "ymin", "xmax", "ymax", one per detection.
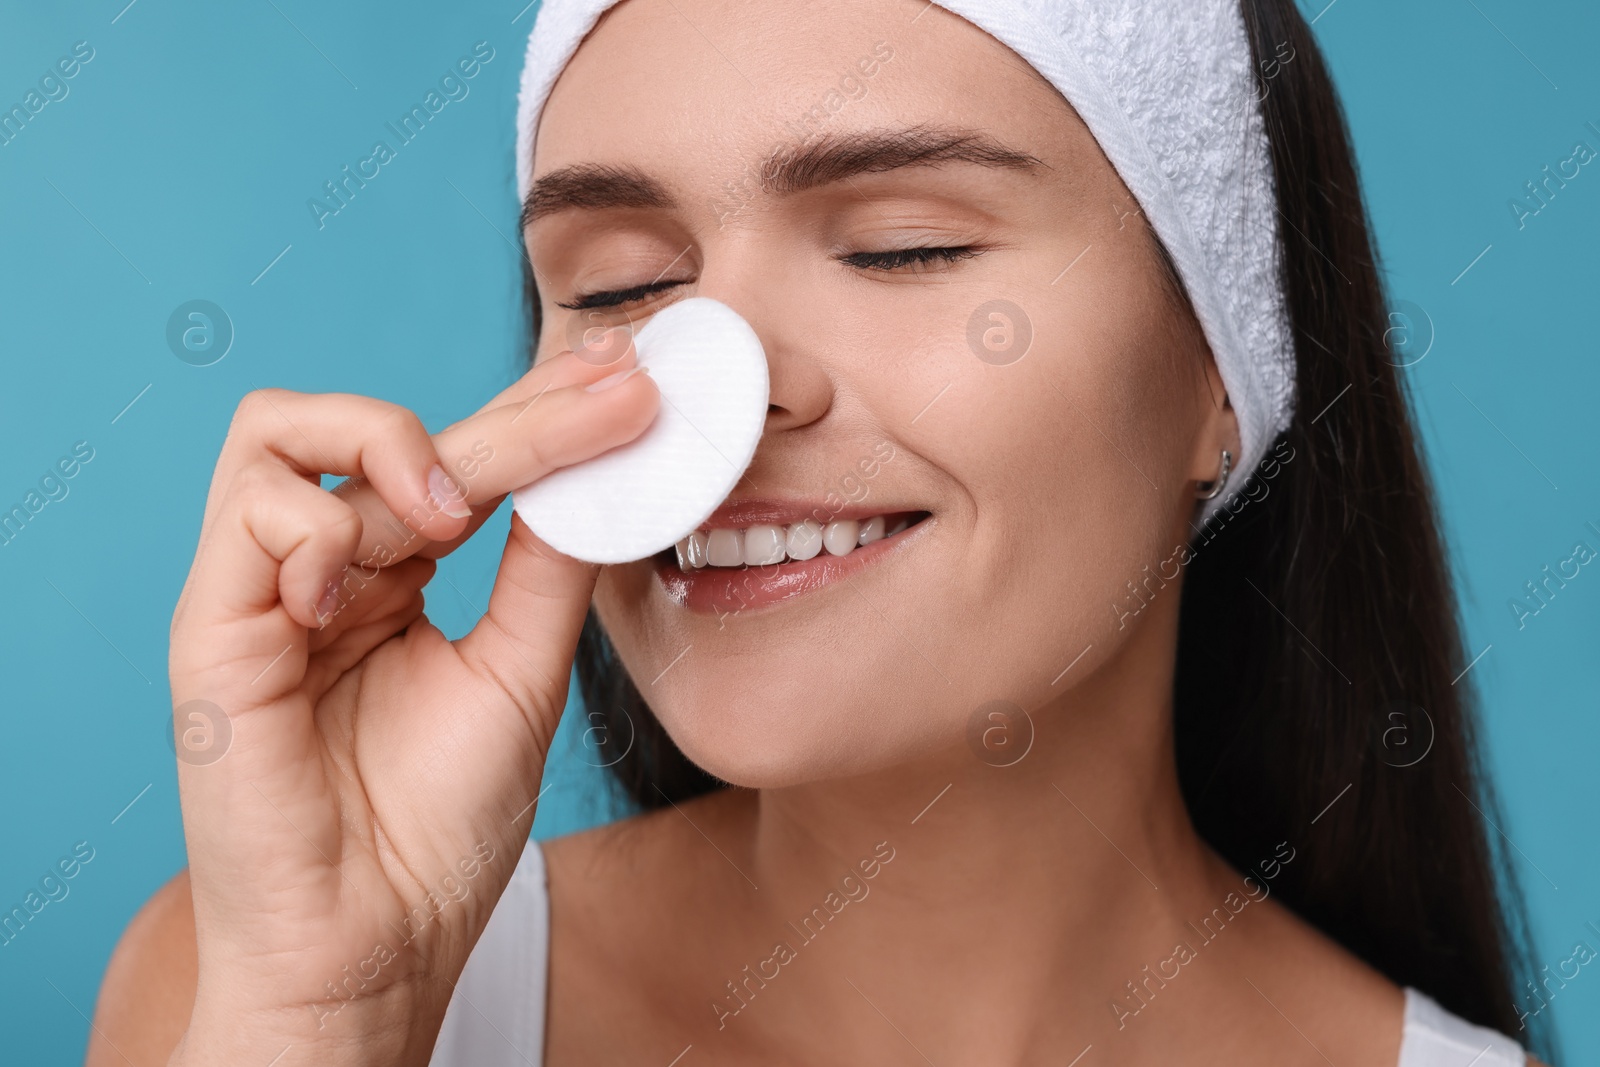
[
  {"xmin": 522, "ymin": 124, "xmax": 1046, "ymax": 228},
  {"xmin": 760, "ymin": 124, "xmax": 1046, "ymax": 194},
  {"xmin": 522, "ymin": 162, "xmax": 672, "ymax": 228}
]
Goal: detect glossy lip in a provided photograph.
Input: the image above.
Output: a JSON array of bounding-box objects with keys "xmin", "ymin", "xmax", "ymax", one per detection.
[{"xmin": 653, "ymin": 510, "xmax": 932, "ymax": 615}]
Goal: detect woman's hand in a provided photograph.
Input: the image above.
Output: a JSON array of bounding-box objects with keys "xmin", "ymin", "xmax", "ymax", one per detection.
[{"xmin": 165, "ymin": 330, "xmax": 652, "ymax": 1066}]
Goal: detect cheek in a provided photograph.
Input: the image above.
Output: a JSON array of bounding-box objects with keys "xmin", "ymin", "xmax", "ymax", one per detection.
[{"xmin": 893, "ymin": 260, "xmax": 1202, "ymax": 692}]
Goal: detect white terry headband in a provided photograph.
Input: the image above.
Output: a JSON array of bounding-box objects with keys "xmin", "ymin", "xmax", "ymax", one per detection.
[{"xmin": 514, "ymin": 0, "xmax": 1296, "ymax": 522}]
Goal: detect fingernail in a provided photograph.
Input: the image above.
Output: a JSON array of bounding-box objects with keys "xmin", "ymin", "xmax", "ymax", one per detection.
[
  {"xmin": 581, "ymin": 325, "xmax": 632, "ymax": 351},
  {"xmin": 429, "ymin": 463, "xmax": 473, "ymax": 518},
  {"xmin": 585, "ymin": 364, "xmax": 649, "ymax": 393},
  {"xmin": 316, "ymin": 577, "xmax": 343, "ymax": 625},
  {"xmin": 576, "ymin": 325, "xmax": 635, "ymax": 368}
]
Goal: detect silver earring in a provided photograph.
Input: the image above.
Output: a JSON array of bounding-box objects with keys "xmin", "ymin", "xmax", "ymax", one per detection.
[{"xmin": 1196, "ymin": 449, "xmax": 1232, "ymax": 500}]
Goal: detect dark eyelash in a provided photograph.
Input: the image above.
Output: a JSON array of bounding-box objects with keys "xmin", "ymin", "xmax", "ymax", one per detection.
[
  {"xmin": 557, "ymin": 245, "xmax": 981, "ymax": 311},
  {"xmin": 840, "ymin": 245, "xmax": 983, "ymax": 271},
  {"xmin": 555, "ymin": 279, "xmax": 685, "ymax": 311}
]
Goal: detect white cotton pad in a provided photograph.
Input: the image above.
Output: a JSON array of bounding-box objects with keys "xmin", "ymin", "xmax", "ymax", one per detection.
[{"xmin": 510, "ymin": 297, "xmax": 769, "ymax": 564}]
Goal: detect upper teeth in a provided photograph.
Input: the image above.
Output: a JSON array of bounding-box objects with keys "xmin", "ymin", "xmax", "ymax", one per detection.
[{"xmin": 676, "ymin": 515, "xmax": 911, "ymax": 570}]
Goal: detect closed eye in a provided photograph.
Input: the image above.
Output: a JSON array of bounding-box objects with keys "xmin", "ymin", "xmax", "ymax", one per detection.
[
  {"xmin": 556, "ymin": 245, "xmax": 984, "ymax": 311},
  {"xmin": 839, "ymin": 245, "xmax": 984, "ymax": 271},
  {"xmin": 556, "ymin": 278, "xmax": 686, "ymax": 312}
]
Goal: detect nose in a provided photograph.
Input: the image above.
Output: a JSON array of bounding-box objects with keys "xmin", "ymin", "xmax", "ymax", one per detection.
[{"xmin": 696, "ymin": 266, "xmax": 834, "ymax": 435}]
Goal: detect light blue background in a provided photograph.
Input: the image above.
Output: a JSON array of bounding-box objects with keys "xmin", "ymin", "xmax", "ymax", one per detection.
[{"xmin": 0, "ymin": 0, "xmax": 1594, "ymax": 1061}]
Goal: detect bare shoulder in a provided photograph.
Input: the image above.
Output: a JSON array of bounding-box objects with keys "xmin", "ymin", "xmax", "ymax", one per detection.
[
  {"xmin": 86, "ymin": 868, "xmax": 197, "ymax": 1067},
  {"xmin": 1189, "ymin": 850, "xmax": 1407, "ymax": 1065},
  {"xmin": 1229, "ymin": 886, "xmax": 1543, "ymax": 1066}
]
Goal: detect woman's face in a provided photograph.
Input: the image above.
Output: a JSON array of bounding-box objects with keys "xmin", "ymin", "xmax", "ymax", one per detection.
[{"xmin": 525, "ymin": 0, "xmax": 1235, "ymax": 786}]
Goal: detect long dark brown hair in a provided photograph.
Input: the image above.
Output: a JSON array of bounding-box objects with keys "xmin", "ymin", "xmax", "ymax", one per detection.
[{"xmin": 519, "ymin": 1, "xmax": 1553, "ymax": 1057}]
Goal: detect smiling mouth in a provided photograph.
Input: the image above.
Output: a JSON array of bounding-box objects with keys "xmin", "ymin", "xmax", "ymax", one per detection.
[{"xmin": 650, "ymin": 505, "xmax": 933, "ymax": 615}]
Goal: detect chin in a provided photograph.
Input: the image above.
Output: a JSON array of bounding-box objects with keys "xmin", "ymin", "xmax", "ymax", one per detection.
[{"xmin": 652, "ymin": 682, "xmax": 960, "ymax": 789}]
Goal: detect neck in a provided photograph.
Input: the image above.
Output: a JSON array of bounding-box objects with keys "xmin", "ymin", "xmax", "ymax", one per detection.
[{"xmin": 727, "ymin": 589, "xmax": 1251, "ymax": 1058}]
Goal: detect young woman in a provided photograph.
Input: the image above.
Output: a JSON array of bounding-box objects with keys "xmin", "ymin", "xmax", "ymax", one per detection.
[{"xmin": 89, "ymin": 0, "xmax": 1558, "ymax": 1064}]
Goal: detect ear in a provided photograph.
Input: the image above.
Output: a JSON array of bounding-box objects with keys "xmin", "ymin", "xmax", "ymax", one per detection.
[{"xmin": 1188, "ymin": 351, "xmax": 1240, "ymax": 490}]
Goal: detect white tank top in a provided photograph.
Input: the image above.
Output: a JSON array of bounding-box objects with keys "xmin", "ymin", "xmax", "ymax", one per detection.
[{"xmin": 429, "ymin": 839, "xmax": 1529, "ymax": 1067}]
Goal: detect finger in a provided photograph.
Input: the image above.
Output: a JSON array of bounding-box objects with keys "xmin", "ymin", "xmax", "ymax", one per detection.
[
  {"xmin": 199, "ymin": 389, "xmax": 470, "ymax": 551},
  {"xmin": 465, "ymin": 326, "xmax": 637, "ymax": 421},
  {"xmin": 338, "ymin": 362, "xmax": 659, "ymax": 568},
  {"xmin": 442, "ymin": 364, "xmax": 659, "ymax": 503},
  {"xmin": 176, "ymin": 464, "xmax": 365, "ymax": 666},
  {"xmin": 305, "ymin": 590, "xmax": 429, "ymax": 694},
  {"xmin": 453, "ymin": 513, "xmax": 601, "ymax": 752},
  {"xmin": 307, "ymin": 557, "xmax": 436, "ymax": 654}
]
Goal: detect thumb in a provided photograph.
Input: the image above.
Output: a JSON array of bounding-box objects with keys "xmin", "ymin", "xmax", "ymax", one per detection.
[{"xmin": 453, "ymin": 511, "xmax": 600, "ymax": 750}]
